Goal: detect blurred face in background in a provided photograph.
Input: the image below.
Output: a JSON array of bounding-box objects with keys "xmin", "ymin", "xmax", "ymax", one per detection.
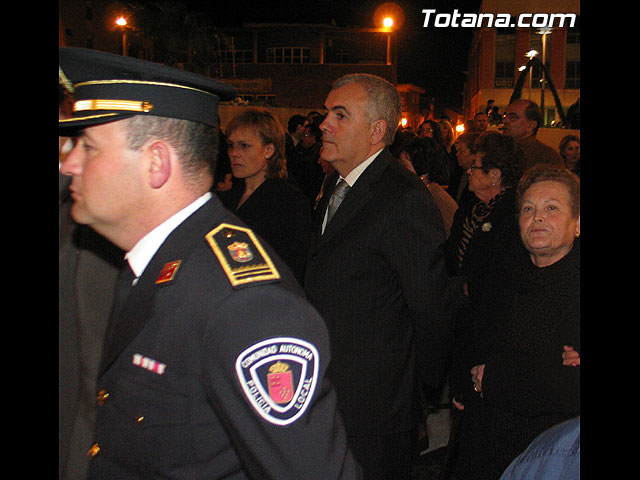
[
  {"xmin": 455, "ymin": 140, "xmax": 475, "ymax": 170},
  {"xmin": 301, "ymin": 126, "xmax": 316, "ymax": 148},
  {"xmin": 418, "ymin": 122, "xmax": 434, "ymax": 138},
  {"xmin": 473, "ymin": 114, "xmax": 488, "ymax": 132},
  {"xmin": 502, "ymin": 100, "xmax": 536, "ymax": 140},
  {"xmin": 561, "ymin": 140, "xmax": 580, "ymax": 170}
]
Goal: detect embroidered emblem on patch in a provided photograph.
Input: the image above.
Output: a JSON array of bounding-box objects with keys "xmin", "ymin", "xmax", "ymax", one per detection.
[
  {"xmin": 235, "ymin": 337, "xmax": 319, "ymax": 426},
  {"xmin": 227, "ymin": 242, "xmax": 254, "ymax": 263}
]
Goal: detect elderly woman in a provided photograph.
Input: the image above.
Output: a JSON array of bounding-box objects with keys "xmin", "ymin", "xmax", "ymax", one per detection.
[
  {"xmin": 444, "ymin": 131, "xmax": 524, "ymax": 422},
  {"xmin": 216, "ymin": 108, "xmax": 312, "ymax": 283},
  {"xmin": 454, "ymin": 165, "xmax": 580, "ymax": 480},
  {"xmin": 445, "ymin": 131, "xmax": 523, "ymax": 302}
]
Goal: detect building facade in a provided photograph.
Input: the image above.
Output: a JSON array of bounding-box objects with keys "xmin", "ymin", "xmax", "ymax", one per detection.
[
  {"xmin": 463, "ymin": 0, "xmax": 580, "ymax": 126},
  {"xmin": 210, "ymin": 23, "xmax": 398, "ymax": 109},
  {"xmin": 59, "ymin": 1, "xmax": 406, "ymax": 112}
]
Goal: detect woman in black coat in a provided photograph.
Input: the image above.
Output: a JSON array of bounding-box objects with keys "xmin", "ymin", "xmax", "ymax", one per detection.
[
  {"xmin": 444, "ymin": 132, "xmax": 524, "ymax": 403},
  {"xmin": 454, "ymin": 165, "xmax": 581, "ymax": 480},
  {"xmin": 216, "ymin": 108, "xmax": 312, "ymax": 284}
]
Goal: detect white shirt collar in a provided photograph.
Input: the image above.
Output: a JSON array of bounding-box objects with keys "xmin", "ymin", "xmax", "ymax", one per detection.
[
  {"xmin": 321, "ymin": 148, "xmax": 383, "ymax": 234},
  {"xmin": 341, "ymin": 148, "xmax": 384, "ymax": 187},
  {"xmin": 125, "ymin": 192, "xmax": 212, "ymax": 278}
]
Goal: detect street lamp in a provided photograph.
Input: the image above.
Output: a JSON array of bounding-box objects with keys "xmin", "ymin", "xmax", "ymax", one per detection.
[
  {"xmin": 524, "ymin": 49, "xmax": 538, "ymax": 99},
  {"xmin": 536, "ymin": 29, "xmax": 552, "ymax": 125},
  {"xmin": 383, "ymin": 18, "xmax": 394, "ymax": 65},
  {"xmin": 116, "ymin": 16, "xmax": 128, "ymax": 56},
  {"xmin": 374, "ymin": 3, "xmax": 404, "ymax": 65}
]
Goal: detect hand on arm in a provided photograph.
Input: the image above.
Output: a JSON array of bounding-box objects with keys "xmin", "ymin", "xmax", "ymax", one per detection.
[{"xmin": 562, "ymin": 345, "xmax": 580, "ymax": 366}]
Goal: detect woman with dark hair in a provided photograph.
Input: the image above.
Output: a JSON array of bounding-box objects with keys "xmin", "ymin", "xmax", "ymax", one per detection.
[
  {"xmin": 216, "ymin": 108, "xmax": 312, "ymax": 283},
  {"xmin": 445, "ymin": 131, "xmax": 524, "ymax": 302},
  {"xmin": 398, "ymin": 136, "xmax": 457, "ymax": 236},
  {"xmin": 444, "ymin": 131, "xmax": 524, "ymax": 424}
]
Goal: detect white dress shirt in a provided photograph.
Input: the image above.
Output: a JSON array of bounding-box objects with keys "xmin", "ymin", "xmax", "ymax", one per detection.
[
  {"xmin": 125, "ymin": 192, "xmax": 212, "ymax": 282},
  {"xmin": 321, "ymin": 148, "xmax": 383, "ymax": 234}
]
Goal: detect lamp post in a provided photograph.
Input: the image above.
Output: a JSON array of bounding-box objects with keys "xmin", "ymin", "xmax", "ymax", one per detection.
[
  {"xmin": 537, "ymin": 28, "xmax": 552, "ymax": 126},
  {"xmin": 524, "ymin": 49, "xmax": 538, "ymax": 100},
  {"xmin": 374, "ymin": 3, "xmax": 403, "ymax": 66},
  {"xmin": 116, "ymin": 16, "xmax": 128, "ymax": 56},
  {"xmin": 383, "ymin": 17, "xmax": 394, "ymax": 65}
]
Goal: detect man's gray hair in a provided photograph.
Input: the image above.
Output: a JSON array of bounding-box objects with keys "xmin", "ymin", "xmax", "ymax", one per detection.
[{"xmin": 332, "ymin": 74, "xmax": 402, "ymax": 145}]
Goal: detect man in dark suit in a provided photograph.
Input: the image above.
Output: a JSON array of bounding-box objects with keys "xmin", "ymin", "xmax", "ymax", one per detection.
[
  {"xmin": 59, "ymin": 47, "xmax": 361, "ymax": 479},
  {"xmin": 304, "ymin": 74, "xmax": 453, "ymax": 479}
]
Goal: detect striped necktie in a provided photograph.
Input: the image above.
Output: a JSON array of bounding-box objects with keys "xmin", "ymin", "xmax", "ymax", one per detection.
[{"xmin": 325, "ymin": 179, "xmax": 350, "ymax": 226}]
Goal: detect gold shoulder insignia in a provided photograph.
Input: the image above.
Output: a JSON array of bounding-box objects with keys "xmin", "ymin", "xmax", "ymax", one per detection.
[{"xmin": 205, "ymin": 223, "xmax": 280, "ymax": 287}]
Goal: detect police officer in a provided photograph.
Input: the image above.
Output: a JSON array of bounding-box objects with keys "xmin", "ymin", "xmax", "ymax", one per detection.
[{"xmin": 59, "ymin": 47, "xmax": 361, "ymax": 479}]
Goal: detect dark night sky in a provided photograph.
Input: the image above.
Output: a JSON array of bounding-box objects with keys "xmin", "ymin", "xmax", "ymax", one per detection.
[{"xmin": 182, "ymin": 0, "xmax": 483, "ymax": 108}]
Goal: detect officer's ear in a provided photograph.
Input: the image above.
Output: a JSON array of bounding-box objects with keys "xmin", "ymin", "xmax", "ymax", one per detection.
[{"xmin": 147, "ymin": 141, "xmax": 172, "ymax": 189}]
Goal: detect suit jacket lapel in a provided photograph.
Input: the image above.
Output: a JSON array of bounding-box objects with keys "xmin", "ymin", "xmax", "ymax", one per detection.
[
  {"xmin": 315, "ymin": 149, "xmax": 392, "ymax": 246},
  {"xmin": 99, "ymin": 198, "xmax": 221, "ymax": 375},
  {"xmin": 313, "ymin": 172, "xmax": 338, "ymax": 238}
]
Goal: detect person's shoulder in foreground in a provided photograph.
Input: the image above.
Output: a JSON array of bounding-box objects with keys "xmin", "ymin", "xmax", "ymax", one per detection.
[{"xmin": 499, "ymin": 416, "xmax": 580, "ymax": 480}]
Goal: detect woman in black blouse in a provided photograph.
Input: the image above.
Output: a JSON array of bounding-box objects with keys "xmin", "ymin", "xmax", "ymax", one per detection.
[{"xmin": 216, "ymin": 108, "xmax": 312, "ymax": 284}]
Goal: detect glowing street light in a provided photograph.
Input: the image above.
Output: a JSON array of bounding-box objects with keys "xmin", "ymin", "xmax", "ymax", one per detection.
[
  {"xmin": 374, "ymin": 3, "xmax": 403, "ymax": 65},
  {"xmin": 523, "ymin": 50, "xmax": 539, "ymax": 99},
  {"xmin": 115, "ymin": 16, "xmax": 128, "ymax": 56}
]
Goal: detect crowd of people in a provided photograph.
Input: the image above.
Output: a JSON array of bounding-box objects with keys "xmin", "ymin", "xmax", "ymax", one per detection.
[{"xmin": 60, "ymin": 47, "xmax": 579, "ymax": 480}]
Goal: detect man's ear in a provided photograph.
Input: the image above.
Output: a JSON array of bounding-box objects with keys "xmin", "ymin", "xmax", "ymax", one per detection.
[
  {"xmin": 147, "ymin": 141, "xmax": 172, "ymax": 189},
  {"xmin": 370, "ymin": 119, "xmax": 387, "ymax": 145}
]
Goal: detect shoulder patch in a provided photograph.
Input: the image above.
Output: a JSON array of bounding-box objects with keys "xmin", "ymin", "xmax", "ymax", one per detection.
[
  {"xmin": 235, "ymin": 337, "xmax": 320, "ymax": 425},
  {"xmin": 205, "ymin": 223, "xmax": 280, "ymax": 287}
]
